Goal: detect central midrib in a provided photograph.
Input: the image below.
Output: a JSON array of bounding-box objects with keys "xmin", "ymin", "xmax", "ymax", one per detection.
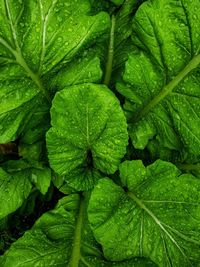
[
  {"xmin": 132, "ymin": 53, "xmax": 200, "ymax": 122},
  {"xmin": 2, "ymin": 0, "xmax": 51, "ymax": 103},
  {"xmin": 103, "ymin": 15, "xmax": 116, "ymax": 86},
  {"xmin": 0, "ymin": 42, "xmax": 51, "ymax": 101},
  {"xmin": 13, "ymin": 50, "xmax": 51, "ymax": 102},
  {"xmin": 69, "ymin": 196, "xmax": 85, "ymax": 267},
  {"xmin": 0, "ymin": 38, "xmax": 51, "ymax": 102}
]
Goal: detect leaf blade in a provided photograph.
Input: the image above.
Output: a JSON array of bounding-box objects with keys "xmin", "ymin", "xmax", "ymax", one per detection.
[{"xmin": 88, "ymin": 160, "xmax": 200, "ymax": 266}]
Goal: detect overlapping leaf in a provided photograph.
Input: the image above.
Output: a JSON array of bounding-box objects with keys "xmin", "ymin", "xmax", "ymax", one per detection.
[
  {"xmin": 1, "ymin": 194, "xmax": 156, "ymax": 267},
  {"xmin": 88, "ymin": 160, "xmax": 200, "ymax": 267},
  {"xmin": 0, "ymin": 159, "xmax": 51, "ymax": 203},
  {"xmin": 1, "ymin": 0, "xmax": 200, "ymax": 266},
  {"xmin": 0, "ymin": 0, "xmax": 110, "ymax": 143},
  {"xmin": 117, "ymin": 0, "xmax": 200, "ymax": 155},
  {"xmin": 46, "ymin": 83, "xmax": 128, "ymax": 190}
]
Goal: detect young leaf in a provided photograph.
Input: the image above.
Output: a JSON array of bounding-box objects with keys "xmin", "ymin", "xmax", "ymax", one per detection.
[
  {"xmin": 117, "ymin": 0, "xmax": 200, "ymax": 155},
  {"xmin": 1, "ymin": 194, "xmax": 156, "ymax": 267},
  {"xmin": 30, "ymin": 165, "xmax": 51, "ymax": 195},
  {"xmin": 88, "ymin": 160, "xmax": 200, "ymax": 267},
  {"xmin": 46, "ymin": 83, "xmax": 128, "ymax": 190},
  {"xmin": 0, "ymin": 0, "xmax": 110, "ymax": 143}
]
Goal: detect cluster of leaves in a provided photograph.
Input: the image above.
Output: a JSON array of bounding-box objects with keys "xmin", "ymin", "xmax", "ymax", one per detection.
[{"xmin": 0, "ymin": 0, "xmax": 200, "ymax": 266}]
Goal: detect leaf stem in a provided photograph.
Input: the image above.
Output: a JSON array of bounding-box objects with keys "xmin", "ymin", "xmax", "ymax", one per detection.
[
  {"xmin": 14, "ymin": 51, "xmax": 51, "ymax": 102},
  {"xmin": 103, "ymin": 15, "xmax": 116, "ymax": 86},
  {"xmin": 0, "ymin": 37, "xmax": 15, "ymax": 54},
  {"xmin": 132, "ymin": 54, "xmax": 200, "ymax": 122},
  {"xmin": 69, "ymin": 195, "xmax": 85, "ymax": 267},
  {"xmin": 80, "ymin": 256, "xmax": 91, "ymax": 267}
]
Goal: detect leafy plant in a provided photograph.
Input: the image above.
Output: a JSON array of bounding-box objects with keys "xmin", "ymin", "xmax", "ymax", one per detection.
[{"xmin": 0, "ymin": 0, "xmax": 200, "ymax": 266}]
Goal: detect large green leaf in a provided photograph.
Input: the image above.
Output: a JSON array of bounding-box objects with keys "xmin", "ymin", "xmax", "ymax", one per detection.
[
  {"xmin": 0, "ymin": 167, "xmax": 32, "ymax": 220},
  {"xmin": 1, "ymin": 194, "xmax": 156, "ymax": 267},
  {"xmin": 117, "ymin": 0, "xmax": 200, "ymax": 155},
  {"xmin": 88, "ymin": 160, "xmax": 200, "ymax": 267},
  {"xmin": 46, "ymin": 83, "xmax": 128, "ymax": 190},
  {"xmin": 18, "ymin": 49, "xmax": 104, "ymax": 165},
  {"xmin": 0, "ymin": 0, "xmax": 110, "ymax": 143}
]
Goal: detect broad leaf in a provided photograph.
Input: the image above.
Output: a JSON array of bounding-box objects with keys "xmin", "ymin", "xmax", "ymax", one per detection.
[
  {"xmin": 18, "ymin": 49, "xmax": 104, "ymax": 165},
  {"xmin": 0, "ymin": 0, "xmax": 110, "ymax": 143},
  {"xmin": 1, "ymin": 194, "xmax": 156, "ymax": 267},
  {"xmin": 117, "ymin": 0, "xmax": 200, "ymax": 155},
  {"xmin": 46, "ymin": 83, "xmax": 128, "ymax": 190},
  {"xmin": 88, "ymin": 160, "xmax": 200, "ymax": 267},
  {"xmin": 47, "ymin": 50, "xmax": 103, "ymax": 93}
]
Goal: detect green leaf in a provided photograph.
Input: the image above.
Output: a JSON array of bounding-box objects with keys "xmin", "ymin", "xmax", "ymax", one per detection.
[
  {"xmin": 146, "ymin": 138, "xmax": 181, "ymax": 163},
  {"xmin": 0, "ymin": 167, "xmax": 32, "ymax": 220},
  {"xmin": 47, "ymin": 50, "xmax": 103, "ymax": 93},
  {"xmin": 1, "ymin": 194, "xmax": 156, "ymax": 267},
  {"xmin": 51, "ymin": 172, "xmax": 75, "ymax": 195},
  {"xmin": 18, "ymin": 96, "xmax": 49, "ymax": 144},
  {"xmin": 117, "ymin": 0, "xmax": 200, "ymax": 155},
  {"xmin": 2, "ymin": 159, "xmax": 51, "ymax": 196},
  {"xmin": 18, "ymin": 51, "xmax": 104, "ymax": 164},
  {"xmin": 88, "ymin": 160, "xmax": 200, "ymax": 267},
  {"xmin": 0, "ymin": 67, "xmax": 43, "ymax": 143},
  {"xmin": 30, "ymin": 165, "xmax": 51, "ymax": 195},
  {"xmin": 0, "ymin": 0, "xmax": 110, "ymax": 143},
  {"xmin": 2, "ymin": 194, "xmax": 83, "ymax": 267},
  {"xmin": 17, "ymin": 97, "xmax": 50, "ymax": 163},
  {"xmin": 46, "ymin": 83, "xmax": 128, "ymax": 190}
]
